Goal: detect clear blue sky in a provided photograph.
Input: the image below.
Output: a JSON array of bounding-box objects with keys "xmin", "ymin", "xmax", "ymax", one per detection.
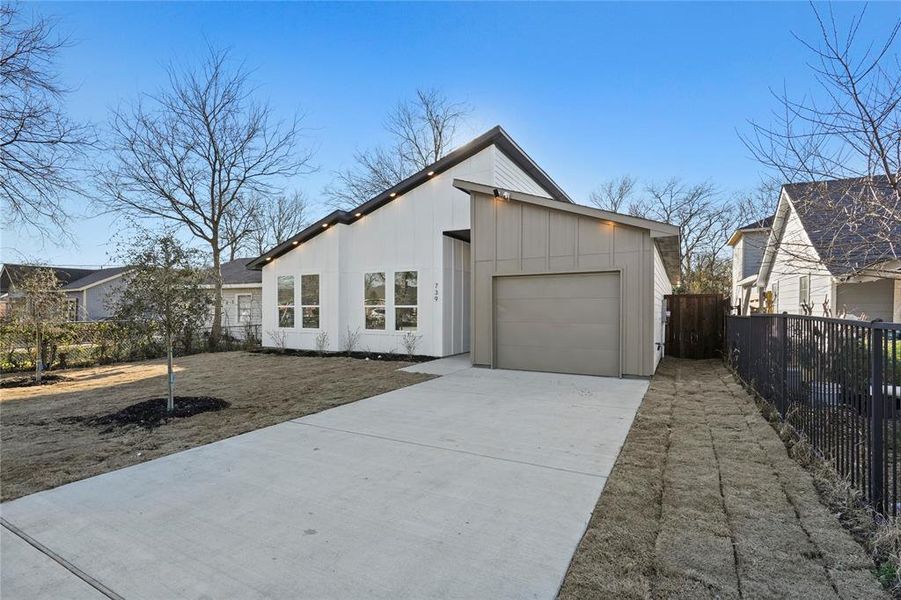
[{"xmin": 4, "ymin": 1, "xmax": 898, "ymax": 266}]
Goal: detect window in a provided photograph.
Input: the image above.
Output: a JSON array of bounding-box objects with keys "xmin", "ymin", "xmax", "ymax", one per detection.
[
  {"xmin": 799, "ymin": 275, "xmax": 810, "ymax": 306},
  {"xmin": 301, "ymin": 274, "xmax": 320, "ymax": 329},
  {"xmin": 66, "ymin": 298, "xmax": 78, "ymax": 322},
  {"xmin": 363, "ymin": 272, "xmax": 386, "ymax": 330},
  {"xmin": 394, "ymin": 271, "xmax": 418, "ymax": 330},
  {"xmin": 277, "ymin": 276, "xmax": 295, "ymax": 327},
  {"xmin": 237, "ymin": 294, "xmax": 253, "ymax": 323}
]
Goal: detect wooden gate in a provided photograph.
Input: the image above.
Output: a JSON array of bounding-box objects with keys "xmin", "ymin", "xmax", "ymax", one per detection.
[{"xmin": 665, "ymin": 294, "xmax": 728, "ymax": 359}]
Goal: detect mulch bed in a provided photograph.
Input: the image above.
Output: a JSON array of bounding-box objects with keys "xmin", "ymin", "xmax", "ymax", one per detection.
[
  {"xmin": 0, "ymin": 374, "xmax": 69, "ymax": 389},
  {"xmin": 252, "ymin": 348, "xmax": 433, "ymax": 363},
  {"xmin": 74, "ymin": 397, "xmax": 230, "ymax": 431}
]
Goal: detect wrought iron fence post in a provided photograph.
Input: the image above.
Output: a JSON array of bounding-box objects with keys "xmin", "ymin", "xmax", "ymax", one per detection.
[
  {"xmin": 870, "ymin": 322, "xmax": 884, "ymax": 513},
  {"xmin": 780, "ymin": 312, "xmax": 788, "ymax": 416}
]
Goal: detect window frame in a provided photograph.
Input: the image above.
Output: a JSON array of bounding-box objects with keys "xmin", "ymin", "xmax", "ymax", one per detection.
[
  {"xmin": 276, "ymin": 275, "xmax": 295, "ymax": 328},
  {"xmin": 300, "ymin": 273, "xmax": 321, "ymax": 330},
  {"xmin": 393, "ymin": 270, "xmax": 418, "ymax": 331},
  {"xmin": 66, "ymin": 297, "xmax": 78, "ymax": 322},
  {"xmin": 236, "ymin": 293, "xmax": 253, "ymax": 324},
  {"xmin": 363, "ymin": 271, "xmax": 387, "ymax": 330},
  {"xmin": 798, "ymin": 275, "xmax": 810, "ymax": 306}
]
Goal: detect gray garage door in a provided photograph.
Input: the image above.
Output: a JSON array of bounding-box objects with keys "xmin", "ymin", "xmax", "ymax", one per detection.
[{"xmin": 493, "ymin": 272, "xmax": 621, "ymax": 377}]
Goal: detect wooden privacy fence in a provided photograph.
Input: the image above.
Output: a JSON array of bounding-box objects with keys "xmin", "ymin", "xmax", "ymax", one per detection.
[
  {"xmin": 664, "ymin": 294, "xmax": 728, "ymax": 359},
  {"xmin": 726, "ymin": 313, "xmax": 900, "ymax": 517}
]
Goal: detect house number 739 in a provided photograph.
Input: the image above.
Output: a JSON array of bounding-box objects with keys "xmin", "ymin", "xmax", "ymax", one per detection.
[{"xmin": 434, "ymin": 282, "xmax": 439, "ymax": 302}]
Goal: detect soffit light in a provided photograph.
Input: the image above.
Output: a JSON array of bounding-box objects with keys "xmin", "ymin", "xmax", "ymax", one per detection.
[
  {"xmin": 355, "ymin": 213, "xmax": 362, "ymax": 217},
  {"xmin": 322, "ymin": 223, "xmax": 328, "ymax": 228},
  {"xmin": 427, "ymin": 171, "xmax": 435, "ymax": 176},
  {"xmin": 389, "ymin": 192, "xmax": 396, "ymax": 197}
]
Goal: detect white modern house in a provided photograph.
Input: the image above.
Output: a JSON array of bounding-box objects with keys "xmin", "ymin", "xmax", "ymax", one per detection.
[
  {"xmin": 249, "ymin": 126, "xmax": 681, "ymax": 377},
  {"xmin": 740, "ymin": 178, "xmax": 900, "ymax": 322}
]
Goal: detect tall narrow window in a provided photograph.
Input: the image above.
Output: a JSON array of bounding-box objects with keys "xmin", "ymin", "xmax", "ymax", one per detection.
[
  {"xmin": 364, "ymin": 272, "xmax": 386, "ymax": 330},
  {"xmin": 277, "ymin": 275, "xmax": 295, "ymax": 327},
  {"xmin": 394, "ymin": 271, "xmax": 418, "ymax": 330},
  {"xmin": 799, "ymin": 275, "xmax": 810, "ymax": 306},
  {"xmin": 237, "ymin": 294, "xmax": 253, "ymax": 323},
  {"xmin": 301, "ymin": 274, "xmax": 320, "ymax": 329}
]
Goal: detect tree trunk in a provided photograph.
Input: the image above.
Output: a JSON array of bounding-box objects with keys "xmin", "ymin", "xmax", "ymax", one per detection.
[
  {"xmin": 209, "ymin": 243, "xmax": 223, "ymax": 349},
  {"xmin": 34, "ymin": 323, "xmax": 43, "ymax": 383},
  {"xmin": 166, "ymin": 334, "xmax": 174, "ymax": 413}
]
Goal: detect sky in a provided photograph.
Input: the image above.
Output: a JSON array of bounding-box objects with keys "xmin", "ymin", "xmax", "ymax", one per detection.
[{"xmin": 3, "ymin": 1, "xmax": 899, "ymax": 267}]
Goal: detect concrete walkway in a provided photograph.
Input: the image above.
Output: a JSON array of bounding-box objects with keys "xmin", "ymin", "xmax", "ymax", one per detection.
[{"xmin": 1, "ymin": 366, "xmax": 647, "ymax": 600}]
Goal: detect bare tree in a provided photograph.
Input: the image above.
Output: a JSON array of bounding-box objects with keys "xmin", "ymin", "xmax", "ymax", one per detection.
[
  {"xmin": 113, "ymin": 233, "xmax": 211, "ymax": 412},
  {"xmin": 247, "ymin": 191, "xmax": 310, "ymax": 255},
  {"xmin": 0, "ymin": 2, "xmax": 94, "ymax": 238},
  {"xmin": 12, "ymin": 267, "xmax": 68, "ymax": 382},
  {"xmin": 588, "ymin": 175, "xmax": 639, "ymax": 214},
  {"xmin": 221, "ymin": 194, "xmax": 259, "ymax": 262},
  {"xmin": 590, "ymin": 177, "xmax": 736, "ymax": 294},
  {"xmin": 741, "ymin": 4, "xmax": 900, "ymax": 274},
  {"xmin": 99, "ymin": 47, "xmax": 314, "ymax": 347},
  {"xmin": 324, "ymin": 89, "xmax": 470, "ymax": 208},
  {"xmin": 734, "ymin": 177, "xmax": 781, "ymax": 226}
]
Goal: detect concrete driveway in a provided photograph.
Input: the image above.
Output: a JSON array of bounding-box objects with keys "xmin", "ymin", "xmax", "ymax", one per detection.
[{"xmin": 1, "ymin": 363, "xmax": 647, "ymax": 600}]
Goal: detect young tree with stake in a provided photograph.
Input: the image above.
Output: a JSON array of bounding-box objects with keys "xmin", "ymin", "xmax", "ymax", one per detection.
[
  {"xmin": 13, "ymin": 267, "xmax": 68, "ymax": 382},
  {"xmin": 113, "ymin": 234, "xmax": 212, "ymax": 413}
]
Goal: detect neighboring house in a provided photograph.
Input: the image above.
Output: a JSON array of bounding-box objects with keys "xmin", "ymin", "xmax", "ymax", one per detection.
[
  {"xmin": 1, "ymin": 264, "xmax": 103, "ymax": 320},
  {"xmin": 61, "ymin": 267, "xmax": 130, "ymax": 321},
  {"xmin": 248, "ymin": 126, "xmax": 681, "ymax": 377},
  {"xmin": 727, "ymin": 216, "xmax": 773, "ymax": 315},
  {"xmin": 753, "ymin": 178, "xmax": 900, "ymax": 322},
  {"xmin": 205, "ymin": 258, "xmax": 263, "ymax": 338}
]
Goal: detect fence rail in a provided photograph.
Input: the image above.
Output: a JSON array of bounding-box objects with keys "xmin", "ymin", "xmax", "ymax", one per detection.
[{"xmin": 726, "ymin": 313, "xmax": 900, "ymax": 517}]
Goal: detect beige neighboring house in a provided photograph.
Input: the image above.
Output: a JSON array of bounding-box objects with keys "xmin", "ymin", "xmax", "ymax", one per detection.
[
  {"xmin": 206, "ymin": 258, "xmax": 262, "ymax": 339},
  {"xmin": 743, "ymin": 177, "xmax": 900, "ymax": 322}
]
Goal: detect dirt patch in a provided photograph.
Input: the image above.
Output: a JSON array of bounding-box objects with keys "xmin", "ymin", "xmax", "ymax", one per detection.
[
  {"xmin": 252, "ymin": 348, "xmax": 433, "ymax": 362},
  {"xmin": 558, "ymin": 358, "xmax": 887, "ymax": 600},
  {"xmin": 0, "ymin": 351, "xmax": 432, "ymax": 501},
  {"xmin": 0, "ymin": 374, "xmax": 69, "ymax": 389},
  {"xmin": 73, "ymin": 396, "xmax": 230, "ymax": 431}
]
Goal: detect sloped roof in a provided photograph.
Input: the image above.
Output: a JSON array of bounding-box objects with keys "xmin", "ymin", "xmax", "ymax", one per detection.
[
  {"xmin": 247, "ymin": 126, "xmax": 572, "ymax": 269},
  {"xmin": 220, "ymin": 258, "xmax": 262, "ymax": 285},
  {"xmin": 62, "ymin": 267, "xmax": 130, "ymax": 290},
  {"xmin": 783, "ymin": 177, "xmax": 900, "ymax": 276},
  {"xmin": 1, "ymin": 264, "xmax": 97, "ymax": 293},
  {"xmin": 727, "ymin": 215, "xmax": 774, "ymax": 247}
]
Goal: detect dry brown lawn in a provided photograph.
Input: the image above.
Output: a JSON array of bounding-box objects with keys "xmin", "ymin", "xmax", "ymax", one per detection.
[
  {"xmin": 0, "ymin": 351, "xmax": 430, "ymax": 502},
  {"xmin": 558, "ymin": 358, "xmax": 887, "ymax": 600}
]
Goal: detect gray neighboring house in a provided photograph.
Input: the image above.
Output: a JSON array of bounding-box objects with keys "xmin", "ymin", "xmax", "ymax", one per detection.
[
  {"xmin": 205, "ymin": 258, "xmax": 262, "ymax": 338},
  {"xmin": 61, "ymin": 267, "xmax": 131, "ymax": 321},
  {"xmin": 0, "ymin": 264, "xmax": 115, "ymax": 321},
  {"xmin": 730, "ymin": 177, "xmax": 900, "ymax": 322},
  {"xmin": 727, "ymin": 216, "xmax": 774, "ymax": 315}
]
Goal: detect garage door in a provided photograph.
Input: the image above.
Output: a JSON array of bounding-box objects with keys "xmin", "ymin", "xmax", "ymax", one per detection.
[{"xmin": 493, "ymin": 272, "xmax": 620, "ymax": 376}]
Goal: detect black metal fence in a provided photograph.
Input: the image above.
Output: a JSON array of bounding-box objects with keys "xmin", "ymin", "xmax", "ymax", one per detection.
[{"xmin": 726, "ymin": 313, "xmax": 900, "ymax": 517}]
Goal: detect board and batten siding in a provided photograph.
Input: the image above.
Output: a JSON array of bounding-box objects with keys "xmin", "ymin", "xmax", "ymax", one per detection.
[
  {"xmin": 470, "ymin": 191, "xmax": 659, "ymax": 377},
  {"xmin": 261, "ymin": 143, "xmax": 554, "ymax": 356},
  {"xmin": 652, "ymin": 244, "xmax": 672, "ymax": 370},
  {"xmin": 766, "ymin": 205, "xmax": 834, "ymax": 317}
]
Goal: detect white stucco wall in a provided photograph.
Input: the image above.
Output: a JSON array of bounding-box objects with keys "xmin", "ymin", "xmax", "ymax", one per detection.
[{"xmin": 260, "ymin": 144, "xmax": 552, "ymax": 356}]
